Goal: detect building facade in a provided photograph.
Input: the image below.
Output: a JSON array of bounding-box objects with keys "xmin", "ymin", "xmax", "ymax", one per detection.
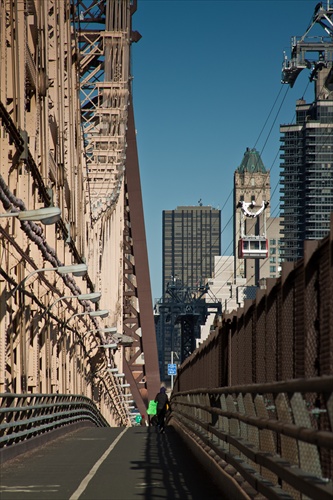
[
  {"xmin": 162, "ymin": 205, "xmax": 221, "ymax": 293},
  {"xmin": 234, "ymin": 148, "xmax": 270, "ymax": 285},
  {"xmin": 280, "ymin": 70, "xmax": 333, "ymax": 261}
]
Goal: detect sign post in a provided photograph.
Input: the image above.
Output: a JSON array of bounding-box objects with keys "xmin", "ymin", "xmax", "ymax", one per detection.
[{"xmin": 168, "ymin": 351, "xmax": 177, "ymax": 389}]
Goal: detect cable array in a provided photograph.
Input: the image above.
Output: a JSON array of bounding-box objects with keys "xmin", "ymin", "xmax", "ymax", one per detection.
[{"xmin": 192, "ymin": 62, "xmax": 331, "ymax": 313}]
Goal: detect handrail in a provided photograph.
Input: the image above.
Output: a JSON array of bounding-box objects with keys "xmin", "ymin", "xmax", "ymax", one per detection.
[
  {"xmin": 0, "ymin": 393, "xmax": 109, "ymax": 449},
  {"xmin": 169, "ymin": 376, "xmax": 333, "ymax": 500}
]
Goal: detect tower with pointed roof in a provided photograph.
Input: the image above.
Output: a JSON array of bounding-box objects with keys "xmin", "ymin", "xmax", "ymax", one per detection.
[{"xmin": 233, "ymin": 148, "xmax": 271, "ymax": 285}]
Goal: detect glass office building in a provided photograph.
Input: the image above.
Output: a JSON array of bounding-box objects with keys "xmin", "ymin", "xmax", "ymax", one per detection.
[
  {"xmin": 162, "ymin": 206, "xmax": 221, "ymax": 293},
  {"xmin": 280, "ymin": 92, "xmax": 333, "ymax": 261}
]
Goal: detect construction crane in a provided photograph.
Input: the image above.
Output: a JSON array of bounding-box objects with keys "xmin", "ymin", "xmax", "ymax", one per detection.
[{"xmin": 282, "ymin": 1, "xmax": 333, "ymax": 88}]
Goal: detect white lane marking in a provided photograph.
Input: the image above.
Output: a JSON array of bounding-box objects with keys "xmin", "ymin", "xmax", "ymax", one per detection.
[
  {"xmin": 76, "ymin": 438, "xmax": 106, "ymax": 441},
  {"xmin": 0, "ymin": 486, "xmax": 59, "ymax": 493},
  {"xmin": 69, "ymin": 428, "xmax": 128, "ymax": 500}
]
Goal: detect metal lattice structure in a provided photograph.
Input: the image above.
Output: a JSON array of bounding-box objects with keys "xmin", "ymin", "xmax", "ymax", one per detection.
[
  {"xmin": 0, "ymin": 0, "xmax": 160, "ymax": 425},
  {"xmin": 77, "ymin": 0, "xmax": 128, "ymax": 219},
  {"xmin": 75, "ymin": 0, "xmax": 160, "ymax": 411},
  {"xmin": 156, "ymin": 279, "xmax": 222, "ymax": 364},
  {"xmin": 282, "ymin": 1, "xmax": 333, "ymax": 88}
]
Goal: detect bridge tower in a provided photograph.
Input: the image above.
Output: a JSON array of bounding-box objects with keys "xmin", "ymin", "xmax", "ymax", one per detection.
[
  {"xmin": 156, "ymin": 279, "xmax": 222, "ymax": 367},
  {"xmin": 76, "ymin": 0, "xmax": 160, "ymax": 412}
]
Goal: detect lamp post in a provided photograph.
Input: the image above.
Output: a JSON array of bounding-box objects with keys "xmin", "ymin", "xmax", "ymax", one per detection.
[
  {"xmin": 62, "ymin": 309, "xmax": 109, "ymax": 335},
  {"xmin": 1, "ymin": 206, "xmax": 61, "ymax": 392},
  {"xmin": 87, "ymin": 327, "xmax": 117, "ymax": 335},
  {"xmin": 86, "ymin": 310, "xmax": 109, "ymax": 318},
  {"xmin": 62, "ymin": 309, "xmax": 110, "ymax": 392},
  {"xmin": 68, "ymin": 310, "xmax": 109, "ymax": 323},
  {"xmin": 10, "ymin": 267, "xmax": 86, "ymax": 393},
  {"xmin": 42, "ymin": 292, "xmax": 101, "ymax": 391},
  {"xmin": 95, "ymin": 343, "xmax": 118, "ymax": 366},
  {"xmin": 13, "ymin": 264, "xmax": 88, "ymax": 382},
  {"xmin": 0, "ymin": 206, "xmax": 61, "ymax": 225},
  {"xmin": 12, "ymin": 263, "xmax": 88, "ymax": 295},
  {"xmin": 41, "ymin": 292, "xmax": 101, "ymax": 393},
  {"xmin": 84, "ymin": 329, "xmax": 119, "ymax": 367},
  {"xmin": 82, "ymin": 327, "xmax": 117, "ymax": 342},
  {"xmin": 41, "ymin": 292, "xmax": 101, "ymax": 318},
  {"xmin": 170, "ymin": 351, "xmax": 179, "ymax": 390},
  {"xmin": 112, "ymin": 333, "xmax": 134, "ymax": 347}
]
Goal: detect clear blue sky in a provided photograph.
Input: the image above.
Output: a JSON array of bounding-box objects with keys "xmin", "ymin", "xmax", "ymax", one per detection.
[{"xmin": 130, "ymin": 0, "xmax": 321, "ymax": 301}]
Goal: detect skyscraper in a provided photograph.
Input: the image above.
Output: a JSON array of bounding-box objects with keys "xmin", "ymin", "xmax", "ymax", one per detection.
[
  {"xmin": 280, "ymin": 70, "xmax": 333, "ymax": 261},
  {"xmin": 280, "ymin": 3, "xmax": 333, "ymax": 261},
  {"xmin": 162, "ymin": 205, "xmax": 221, "ymax": 293}
]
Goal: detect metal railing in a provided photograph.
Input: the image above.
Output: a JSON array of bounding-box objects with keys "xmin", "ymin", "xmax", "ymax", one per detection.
[
  {"xmin": 170, "ymin": 376, "xmax": 333, "ymax": 499},
  {"xmin": 175, "ymin": 218, "xmax": 333, "ymax": 392},
  {"xmin": 0, "ymin": 393, "xmax": 109, "ymax": 449}
]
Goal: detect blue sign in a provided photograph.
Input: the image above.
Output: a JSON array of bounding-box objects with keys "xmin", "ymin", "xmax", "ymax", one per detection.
[{"xmin": 168, "ymin": 363, "xmax": 177, "ymax": 375}]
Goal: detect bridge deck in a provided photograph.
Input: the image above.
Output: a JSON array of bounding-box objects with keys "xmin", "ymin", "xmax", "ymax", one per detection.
[{"xmin": 0, "ymin": 426, "xmax": 221, "ymax": 500}]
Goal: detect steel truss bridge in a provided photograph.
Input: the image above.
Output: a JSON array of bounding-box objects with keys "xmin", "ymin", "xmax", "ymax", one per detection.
[
  {"xmin": 0, "ymin": 0, "xmax": 160, "ymax": 424},
  {"xmin": 0, "ymin": 2, "xmax": 332, "ymax": 498}
]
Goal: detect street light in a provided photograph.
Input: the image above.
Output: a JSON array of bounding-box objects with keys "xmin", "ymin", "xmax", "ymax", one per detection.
[
  {"xmin": 82, "ymin": 327, "xmax": 117, "ymax": 338},
  {"xmin": 63, "ymin": 309, "xmax": 109, "ymax": 333},
  {"xmin": 94, "ymin": 327, "xmax": 117, "ymax": 334},
  {"xmin": 10, "ymin": 262, "xmax": 88, "ymax": 393},
  {"xmin": 112, "ymin": 333, "xmax": 134, "ymax": 347},
  {"xmin": 0, "ymin": 206, "xmax": 61, "ymax": 225},
  {"xmin": 89, "ymin": 310, "xmax": 109, "ymax": 318},
  {"xmin": 41, "ymin": 292, "xmax": 102, "ymax": 318},
  {"xmin": 69, "ymin": 310, "xmax": 109, "ymax": 322},
  {"xmin": 98, "ymin": 343, "xmax": 118, "ymax": 349},
  {"xmin": 12, "ymin": 263, "xmax": 88, "ymax": 294},
  {"xmin": 113, "ymin": 373, "xmax": 125, "ymax": 378}
]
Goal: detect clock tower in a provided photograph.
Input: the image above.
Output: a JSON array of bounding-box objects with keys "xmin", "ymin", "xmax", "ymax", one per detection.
[{"xmin": 233, "ymin": 148, "xmax": 271, "ymax": 285}]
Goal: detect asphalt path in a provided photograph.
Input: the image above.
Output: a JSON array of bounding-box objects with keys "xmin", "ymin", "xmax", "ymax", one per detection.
[{"xmin": 0, "ymin": 426, "xmax": 223, "ymax": 499}]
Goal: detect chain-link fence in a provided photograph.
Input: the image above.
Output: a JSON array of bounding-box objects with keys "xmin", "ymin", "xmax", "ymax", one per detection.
[
  {"xmin": 173, "ymin": 216, "xmax": 333, "ymax": 488},
  {"xmin": 175, "ymin": 216, "xmax": 333, "ymax": 389}
]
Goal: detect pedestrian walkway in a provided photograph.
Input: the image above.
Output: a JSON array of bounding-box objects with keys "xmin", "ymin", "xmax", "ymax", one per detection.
[{"xmin": 0, "ymin": 426, "xmax": 222, "ymax": 500}]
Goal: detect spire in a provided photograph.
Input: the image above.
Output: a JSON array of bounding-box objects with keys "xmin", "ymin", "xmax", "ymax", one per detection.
[{"xmin": 237, "ymin": 147, "xmax": 266, "ymax": 174}]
